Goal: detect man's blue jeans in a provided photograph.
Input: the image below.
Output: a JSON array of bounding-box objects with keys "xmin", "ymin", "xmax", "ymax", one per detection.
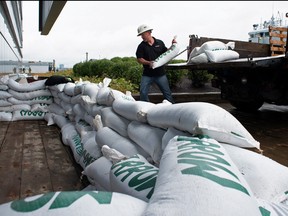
[{"xmin": 140, "ymin": 75, "xmax": 174, "ymax": 103}]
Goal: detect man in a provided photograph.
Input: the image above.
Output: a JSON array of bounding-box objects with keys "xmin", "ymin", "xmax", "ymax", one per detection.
[{"xmin": 136, "ymin": 24, "xmax": 175, "ymax": 103}]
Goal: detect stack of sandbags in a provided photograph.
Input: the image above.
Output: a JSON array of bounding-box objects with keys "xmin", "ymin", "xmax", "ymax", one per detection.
[
  {"xmin": 187, "ymin": 40, "xmax": 239, "ymax": 64},
  {"xmin": 3, "ymin": 74, "xmax": 286, "ymax": 215},
  {"xmin": 0, "ymin": 75, "xmax": 52, "ymax": 121}
]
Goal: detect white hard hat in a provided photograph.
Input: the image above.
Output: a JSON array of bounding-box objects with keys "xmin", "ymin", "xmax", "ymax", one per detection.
[{"xmin": 137, "ymin": 24, "xmax": 153, "ymax": 36}]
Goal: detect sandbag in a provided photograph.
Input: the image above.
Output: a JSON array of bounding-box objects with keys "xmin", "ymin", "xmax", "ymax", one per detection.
[
  {"xmin": 0, "ymin": 191, "xmax": 147, "ymax": 216},
  {"xmin": 112, "ymin": 99, "xmax": 156, "ymax": 123},
  {"xmin": 127, "ymin": 121, "xmax": 166, "ymax": 165},
  {"xmin": 146, "ymin": 102, "xmax": 260, "ymax": 149},
  {"xmin": 222, "ymin": 143, "xmax": 288, "ymax": 203},
  {"xmin": 96, "ymin": 126, "xmax": 149, "ymax": 158},
  {"xmin": 83, "ymin": 156, "xmax": 113, "ymax": 191},
  {"xmin": 152, "ymin": 43, "xmax": 180, "ymax": 69},
  {"xmin": 143, "ymin": 135, "xmax": 262, "ymax": 216},
  {"xmin": 187, "ymin": 52, "xmax": 209, "ymax": 64},
  {"xmin": 8, "ymin": 77, "xmax": 47, "ymax": 92},
  {"xmin": 205, "ymin": 49, "xmax": 239, "ymax": 63},
  {"xmin": 101, "ymin": 107, "xmax": 131, "ymax": 138},
  {"xmin": 110, "ymin": 154, "xmax": 159, "ymax": 202}
]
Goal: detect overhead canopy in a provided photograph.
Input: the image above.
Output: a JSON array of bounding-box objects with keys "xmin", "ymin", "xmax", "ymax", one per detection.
[{"xmin": 39, "ymin": 1, "xmax": 67, "ymax": 35}]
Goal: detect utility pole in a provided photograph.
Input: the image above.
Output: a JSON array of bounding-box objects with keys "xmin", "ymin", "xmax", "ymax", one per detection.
[{"xmin": 86, "ymin": 52, "xmax": 88, "ymax": 62}]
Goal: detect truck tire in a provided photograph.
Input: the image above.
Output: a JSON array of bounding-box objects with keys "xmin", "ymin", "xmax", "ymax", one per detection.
[{"xmin": 229, "ymin": 99, "xmax": 264, "ymax": 112}]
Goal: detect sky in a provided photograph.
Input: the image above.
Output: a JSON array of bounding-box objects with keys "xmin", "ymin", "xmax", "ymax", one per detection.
[{"xmin": 22, "ymin": 1, "xmax": 288, "ymax": 68}]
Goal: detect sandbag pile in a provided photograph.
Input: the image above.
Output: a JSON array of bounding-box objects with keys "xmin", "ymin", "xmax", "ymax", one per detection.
[
  {"xmin": 0, "ymin": 75, "xmax": 287, "ymax": 215},
  {"xmin": 187, "ymin": 40, "xmax": 240, "ymax": 64},
  {"xmin": 0, "ymin": 75, "xmax": 52, "ymax": 121}
]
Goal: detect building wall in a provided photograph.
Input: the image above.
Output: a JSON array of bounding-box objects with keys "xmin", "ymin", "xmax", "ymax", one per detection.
[{"xmin": 0, "ymin": 1, "xmax": 23, "ymax": 73}]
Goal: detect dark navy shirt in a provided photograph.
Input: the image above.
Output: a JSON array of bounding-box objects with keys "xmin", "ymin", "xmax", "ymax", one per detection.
[{"xmin": 136, "ymin": 37, "xmax": 168, "ymax": 77}]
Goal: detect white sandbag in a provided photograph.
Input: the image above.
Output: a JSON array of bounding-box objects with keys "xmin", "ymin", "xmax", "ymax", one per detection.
[
  {"xmin": 61, "ymin": 122, "xmax": 78, "ymax": 146},
  {"xmin": 52, "ymin": 114, "xmax": 70, "ymax": 128},
  {"xmin": 205, "ymin": 49, "xmax": 240, "ymax": 63},
  {"xmin": 146, "ymin": 102, "xmax": 260, "ymax": 149},
  {"xmin": 101, "ymin": 145, "xmax": 128, "ymax": 164},
  {"xmin": 96, "ymin": 86, "xmax": 113, "ymax": 106},
  {"xmin": 0, "ymin": 190, "xmax": 147, "ymax": 216},
  {"xmin": 7, "ymin": 96, "xmax": 53, "ymax": 105},
  {"xmin": 110, "ymin": 154, "xmax": 159, "ymax": 202},
  {"xmin": 0, "ymin": 90, "xmax": 12, "ymax": 99},
  {"xmin": 152, "ymin": 42, "xmax": 180, "ymax": 69},
  {"xmin": 31, "ymin": 103, "xmax": 49, "ymax": 112},
  {"xmin": 101, "ymin": 107, "xmax": 131, "ymax": 137},
  {"xmin": 143, "ymin": 135, "xmax": 262, "ymax": 216},
  {"xmin": 0, "ymin": 75, "xmax": 9, "ymax": 84},
  {"xmin": 162, "ymin": 127, "xmax": 191, "ymax": 151},
  {"xmin": 222, "ymin": 143, "xmax": 288, "ymax": 203},
  {"xmin": 0, "ymin": 84, "xmax": 8, "ymax": 91},
  {"xmin": 96, "ymin": 126, "xmax": 149, "ymax": 158},
  {"xmin": 187, "ymin": 46, "xmax": 200, "ymax": 61},
  {"xmin": 79, "ymin": 131, "xmax": 102, "ymax": 168},
  {"xmin": 80, "ymin": 95, "xmax": 104, "ymax": 116},
  {"xmin": 60, "ymin": 100, "xmax": 73, "ymax": 115},
  {"xmin": 257, "ymin": 198, "xmax": 288, "ymax": 216},
  {"xmin": 0, "ymin": 104, "xmax": 31, "ymax": 112},
  {"xmin": 47, "ymin": 83, "xmax": 66, "ymax": 92},
  {"xmin": 0, "ymin": 99, "xmax": 12, "ymax": 106},
  {"xmin": 67, "ymin": 131, "xmax": 83, "ymax": 163},
  {"xmin": 0, "ymin": 111, "xmax": 12, "ymax": 121},
  {"xmin": 187, "ymin": 52, "xmax": 209, "ymax": 64},
  {"xmin": 44, "ymin": 112, "xmax": 55, "ymax": 126},
  {"xmin": 70, "ymin": 94, "xmax": 83, "ymax": 104},
  {"xmin": 197, "ymin": 40, "xmax": 231, "ymax": 54},
  {"xmin": 8, "ymin": 78, "xmax": 47, "ymax": 92},
  {"xmin": 83, "ymin": 156, "xmax": 113, "ymax": 191},
  {"xmin": 63, "ymin": 82, "xmax": 76, "ymax": 96},
  {"xmin": 81, "ymin": 82, "xmax": 100, "ymax": 102},
  {"xmin": 57, "ymin": 91, "xmax": 71, "ymax": 103},
  {"xmin": 12, "ymin": 110, "xmax": 46, "ymax": 121},
  {"xmin": 97, "ymin": 87, "xmax": 135, "ymax": 107},
  {"xmin": 127, "ymin": 121, "xmax": 166, "ymax": 165},
  {"xmin": 8, "ymin": 88, "xmax": 52, "ymax": 100},
  {"xmin": 47, "ymin": 103, "xmax": 66, "ymax": 116},
  {"xmin": 84, "ymin": 112, "xmax": 95, "ymax": 128},
  {"xmin": 75, "ymin": 119, "xmax": 94, "ymax": 137},
  {"xmin": 112, "ymin": 99, "xmax": 155, "ymax": 123}
]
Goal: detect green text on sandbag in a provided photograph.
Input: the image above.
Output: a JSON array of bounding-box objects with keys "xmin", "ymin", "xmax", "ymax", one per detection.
[
  {"xmin": 177, "ymin": 137, "xmax": 250, "ymax": 196},
  {"xmin": 11, "ymin": 191, "xmax": 113, "ymax": 212},
  {"xmin": 112, "ymin": 156, "xmax": 158, "ymax": 199}
]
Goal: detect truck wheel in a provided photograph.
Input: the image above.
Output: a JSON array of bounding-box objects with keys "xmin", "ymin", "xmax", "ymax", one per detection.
[{"xmin": 229, "ymin": 99, "xmax": 264, "ymax": 112}]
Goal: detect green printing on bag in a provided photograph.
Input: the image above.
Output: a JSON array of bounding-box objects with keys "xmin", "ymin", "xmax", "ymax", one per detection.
[
  {"xmin": 72, "ymin": 134, "xmax": 83, "ymax": 156},
  {"xmin": 111, "ymin": 155, "xmax": 158, "ymax": 199},
  {"xmin": 20, "ymin": 110, "xmax": 44, "ymax": 117},
  {"xmin": 176, "ymin": 136, "xmax": 250, "ymax": 196},
  {"xmin": 82, "ymin": 149, "xmax": 96, "ymax": 167},
  {"xmin": 10, "ymin": 191, "xmax": 113, "ymax": 212},
  {"xmin": 154, "ymin": 44, "xmax": 177, "ymax": 62}
]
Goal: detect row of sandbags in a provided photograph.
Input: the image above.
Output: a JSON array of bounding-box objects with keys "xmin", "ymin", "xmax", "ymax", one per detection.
[
  {"xmin": 0, "ymin": 76, "xmax": 287, "ymax": 215},
  {"xmin": 0, "ymin": 75, "xmax": 52, "ymax": 121},
  {"xmin": 39, "ymin": 77, "xmax": 288, "ymax": 215},
  {"xmin": 187, "ymin": 40, "xmax": 240, "ymax": 64}
]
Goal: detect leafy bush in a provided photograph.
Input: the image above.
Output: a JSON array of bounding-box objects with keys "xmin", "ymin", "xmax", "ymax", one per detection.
[
  {"xmin": 187, "ymin": 70, "xmax": 214, "ymax": 87},
  {"xmin": 166, "ymin": 59, "xmax": 188, "ymax": 87}
]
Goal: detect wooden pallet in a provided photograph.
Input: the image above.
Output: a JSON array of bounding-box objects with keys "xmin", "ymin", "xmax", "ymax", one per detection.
[{"xmin": 269, "ymin": 26, "xmax": 287, "ymax": 56}]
